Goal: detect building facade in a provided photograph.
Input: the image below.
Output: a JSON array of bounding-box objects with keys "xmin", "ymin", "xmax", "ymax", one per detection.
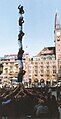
[
  {"xmin": 23, "ymin": 13, "xmax": 61, "ymax": 85},
  {"xmin": 0, "ymin": 54, "xmax": 19, "ymax": 78}
]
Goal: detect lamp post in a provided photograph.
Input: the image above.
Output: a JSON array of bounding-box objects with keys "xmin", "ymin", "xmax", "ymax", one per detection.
[{"xmin": 18, "ymin": 5, "xmax": 25, "ymax": 82}]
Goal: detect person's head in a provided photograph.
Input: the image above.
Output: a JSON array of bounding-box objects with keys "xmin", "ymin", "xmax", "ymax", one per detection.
[{"xmin": 52, "ymin": 95, "xmax": 56, "ymax": 101}]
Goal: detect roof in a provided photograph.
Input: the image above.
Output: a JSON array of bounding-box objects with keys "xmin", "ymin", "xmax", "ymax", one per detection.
[{"xmin": 36, "ymin": 47, "xmax": 55, "ymax": 56}]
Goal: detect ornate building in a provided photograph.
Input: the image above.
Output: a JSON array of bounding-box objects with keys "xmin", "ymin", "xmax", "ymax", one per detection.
[
  {"xmin": 0, "ymin": 54, "xmax": 19, "ymax": 78},
  {"xmin": 23, "ymin": 13, "xmax": 61, "ymax": 85}
]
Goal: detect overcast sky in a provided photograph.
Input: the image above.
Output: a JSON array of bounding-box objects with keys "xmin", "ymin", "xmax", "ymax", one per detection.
[{"xmin": 0, "ymin": 0, "xmax": 61, "ymax": 57}]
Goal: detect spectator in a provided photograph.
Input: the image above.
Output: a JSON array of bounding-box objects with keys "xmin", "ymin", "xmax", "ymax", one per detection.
[{"xmin": 47, "ymin": 95, "xmax": 60, "ymax": 118}]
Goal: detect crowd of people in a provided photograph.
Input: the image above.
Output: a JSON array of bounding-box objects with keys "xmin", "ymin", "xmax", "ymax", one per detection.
[{"xmin": 0, "ymin": 84, "xmax": 60, "ymax": 119}]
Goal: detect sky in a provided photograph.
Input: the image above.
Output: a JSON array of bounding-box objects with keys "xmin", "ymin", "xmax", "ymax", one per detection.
[{"xmin": 0, "ymin": 0, "xmax": 61, "ymax": 57}]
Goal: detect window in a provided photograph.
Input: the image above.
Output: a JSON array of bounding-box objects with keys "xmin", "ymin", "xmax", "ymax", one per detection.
[
  {"xmin": 41, "ymin": 62, "xmax": 43, "ymax": 64},
  {"xmin": 35, "ymin": 74, "xmax": 37, "ymax": 76},
  {"xmin": 40, "ymin": 66, "xmax": 43, "ymax": 69},
  {"xmin": 46, "ymin": 70, "xmax": 50, "ymax": 72},
  {"xmin": 46, "ymin": 66, "xmax": 49, "ymax": 68},
  {"xmin": 4, "ymin": 68, "xmax": 8, "ymax": 74},
  {"xmin": 40, "ymin": 75, "xmax": 43, "ymax": 76},
  {"xmin": 53, "ymin": 70, "xmax": 56, "ymax": 74},
  {"xmin": 46, "ymin": 74, "xmax": 49, "ymax": 77},
  {"xmin": 53, "ymin": 75, "xmax": 55, "ymax": 76},
  {"xmin": 6, "ymin": 63, "xmax": 8, "ymax": 65},
  {"xmin": 53, "ymin": 65, "xmax": 56, "ymax": 67},
  {"xmin": 47, "ymin": 62, "xmax": 49, "ymax": 64},
  {"xmin": 57, "ymin": 38, "xmax": 60, "ymax": 41},
  {"xmin": 29, "ymin": 75, "xmax": 31, "ymax": 77},
  {"xmin": 41, "ymin": 70, "xmax": 43, "ymax": 73},
  {"xmin": 35, "ymin": 62, "xmax": 38, "ymax": 65},
  {"xmin": 35, "ymin": 66, "xmax": 38, "ymax": 68},
  {"xmin": 35, "ymin": 70, "xmax": 38, "ymax": 74}
]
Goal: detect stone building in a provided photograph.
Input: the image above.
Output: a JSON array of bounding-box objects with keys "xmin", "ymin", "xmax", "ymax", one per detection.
[
  {"xmin": 23, "ymin": 13, "xmax": 61, "ymax": 85},
  {"xmin": 0, "ymin": 54, "xmax": 19, "ymax": 78}
]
